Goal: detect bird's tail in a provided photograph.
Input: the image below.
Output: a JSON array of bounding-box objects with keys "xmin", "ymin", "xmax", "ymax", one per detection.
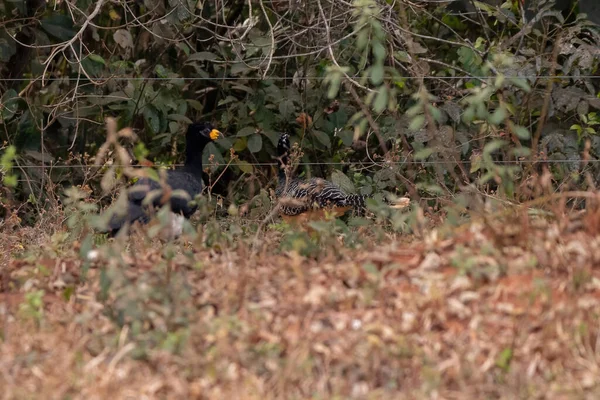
[
  {"xmin": 348, "ymin": 194, "xmax": 410, "ymax": 210},
  {"xmin": 343, "ymin": 194, "xmax": 367, "ymax": 208},
  {"xmin": 385, "ymin": 196, "xmax": 411, "ymax": 209},
  {"xmin": 102, "ymin": 203, "xmax": 149, "ymax": 236}
]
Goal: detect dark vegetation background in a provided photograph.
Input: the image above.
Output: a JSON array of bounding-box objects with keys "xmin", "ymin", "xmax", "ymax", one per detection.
[{"xmin": 1, "ymin": 0, "xmax": 600, "ymax": 221}]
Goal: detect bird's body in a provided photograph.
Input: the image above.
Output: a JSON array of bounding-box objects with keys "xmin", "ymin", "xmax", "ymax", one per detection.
[
  {"xmin": 275, "ymin": 132, "xmax": 409, "ymax": 220},
  {"xmin": 275, "ymin": 175, "xmax": 366, "ymax": 216},
  {"xmin": 103, "ymin": 122, "xmax": 221, "ymax": 236},
  {"xmin": 275, "ymin": 132, "xmax": 367, "ymax": 217}
]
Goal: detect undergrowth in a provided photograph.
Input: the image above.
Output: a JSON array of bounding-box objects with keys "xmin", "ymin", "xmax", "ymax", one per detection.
[{"xmin": 3, "ymin": 177, "xmax": 600, "ymax": 398}]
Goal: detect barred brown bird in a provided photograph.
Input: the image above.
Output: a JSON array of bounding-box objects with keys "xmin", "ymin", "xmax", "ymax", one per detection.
[
  {"xmin": 275, "ymin": 132, "xmax": 369, "ymax": 217},
  {"xmin": 275, "ymin": 133, "xmax": 409, "ymax": 220}
]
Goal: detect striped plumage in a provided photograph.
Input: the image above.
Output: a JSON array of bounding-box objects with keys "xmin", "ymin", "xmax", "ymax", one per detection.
[{"xmin": 276, "ymin": 133, "xmax": 367, "ymax": 216}]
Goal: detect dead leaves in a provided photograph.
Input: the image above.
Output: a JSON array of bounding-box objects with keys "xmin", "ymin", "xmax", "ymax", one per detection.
[
  {"xmin": 4, "ymin": 210, "xmax": 600, "ymax": 398},
  {"xmin": 295, "ymin": 112, "xmax": 312, "ymax": 129}
]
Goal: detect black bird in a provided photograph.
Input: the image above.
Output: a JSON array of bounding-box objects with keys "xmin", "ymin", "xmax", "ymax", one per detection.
[
  {"xmin": 102, "ymin": 121, "xmax": 221, "ymax": 236},
  {"xmin": 275, "ymin": 133, "xmax": 409, "ymax": 220}
]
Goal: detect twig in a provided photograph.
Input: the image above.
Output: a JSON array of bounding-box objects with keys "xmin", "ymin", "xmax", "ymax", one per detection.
[
  {"xmin": 317, "ymin": 0, "xmax": 373, "ymax": 92},
  {"xmin": 258, "ymin": 0, "xmax": 275, "ymax": 78},
  {"xmin": 531, "ymin": 32, "xmax": 562, "ymax": 157},
  {"xmin": 41, "ymin": 0, "xmax": 106, "ymax": 86}
]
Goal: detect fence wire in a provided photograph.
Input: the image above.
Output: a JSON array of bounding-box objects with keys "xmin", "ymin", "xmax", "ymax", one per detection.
[
  {"xmin": 1, "ymin": 75, "xmax": 599, "ymax": 82},
  {"xmin": 5, "ymin": 159, "xmax": 597, "ymax": 170}
]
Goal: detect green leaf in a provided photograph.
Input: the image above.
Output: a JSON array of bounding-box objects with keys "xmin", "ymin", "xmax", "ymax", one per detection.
[
  {"xmin": 463, "ymin": 106, "xmax": 475, "ymax": 123},
  {"xmin": 470, "ymin": 154, "xmax": 482, "ymax": 173},
  {"xmin": 483, "ymin": 139, "xmax": 506, "ymax": 155},
  {"xmin": 3, "ymin": 174, "xmax": 17, "ymax": 188},
  {"xmin": 218, "ymin": 96, "xmax": 237, "ymax": 107},
  {"xmin": 216, "ymin": 137, "xmax": 233, "ymax": 150},
  {"xmin": 143, "ymin": 106, "xmax": 161, "ymax": 133},
  {"xmin": 356, "ymin": 29, "xmax": 369, "ymax": 50},
  {"xmin": 331, "ymin": 170, "xmax": 355, "ymax": 194},
  {"xmin": 154, "ymin": 64, "xmax": 168, "ymax": 78},
  {"xmin": 0, "ymin": 31, "xmax": 17, "ymax": 63},
  {"xmin": 473, "ymin": 1, "xmax": 495, "ymax": 13},
  {"xmin": 408, "ymin": 115, "xmax": 425, "ymax": 131},
  {"xmin": 475, "ymin": 102, "xmax": 487, "ymax": 119},
  {"xmin": 372, "ymin": 41, "xmax": 386, "ymax": 62},
  {"xmin": 176, "ymin": 42, "xmax": 190, "ymax": 56},
  {"xmin": 251, "ymin": 36, "xmax": 273, "ymax": 57},
  {"xmin": 88, "ymin": 53, "xmax": 106, "ymax": 65},
  {"xmin": 488, "ymin": 107, "xmax": 506, "ymax": 125},
  {"xmin": 231, "ymin": 62, "xmax": 251, "ymax": 75},
  {"xmin": 362, "ymin": 262, "xmax": 380, "ymax": 278},
  {"xmin": 233, "ymin": 137, "xmax": 247, "ymax": 152},
  {"xmin": 237, "ymin": 126, "xmax": 256, "ymax": 137},
  {"xmin": 478, "ymin": 171, "xmax": 496, "ymax": 185},
  {"xmin": 279, "ymin": 99, "xmax": 295, "ymax": 119},
  {"xmin": 203, "ymin": 142, "xmax": 225, "ymax": 166},
  {"xmin": 0, "ymin": 145, "xmax": 16, "ymax": 166},
  {"xmin": 356, "ymin": 30, "xmax": 369, "ymax": 51},
  {"xmin": 370, "ymin": 65, "xmax": 384, "ymax": 85},
  {"xmin": 512, "ymin": 124, "xmax": 530, "ymax": 140},
  {"xmin": 510, "ymin": 77, "xmax": 531, "ymax": 92},
  {"xmin": 512, "ymin": 147, "xmax": 531, "ymax": 157},
  {"xmin": 237, "ymin": 160, "xmax": 254, "ymax": 174},
  {"xmin": 406, "ymin": 103, "xmax": 422, "ymax": 117},
  {"xmin": 414, "ymin": 147, "xmax": 434, "ymax": 160},
  {"xmin": 496, "ymin": 348, "xmax": 513, "ymax": 372},
  {"xmin": 40, "ymin": 14, "xmax": 75, "ymax": 41},
  {"xmin": 167, "ymin": 114, "xmax": 193, "ymax": 124},
  {"xmin": 0, "ymin": 89, "xmax": 20, "ymax": 122},
  {"xmin": 134, "ymin": 142, "xmax": 149, "ymax": 160},
  {"xmin": 328, "ymin": 110, "xmax": 348, "ymax": 129},
  {"xmin": 373, "ymin": 87, "xmax": 388, "ymax": 113},
  {"xmin": 247, "ymin": 133, "xmax": 263, "ymax": 153},
  {"xmin": 327, "ymin": 74, "xmax": 341, "ymax": 99},
  {"xmin": 313, "ymin": 130, "xmax": 331, "ymax": 148},
  {"xmin": 394, "ymin": 51, "xmax": 410, "ymax": 63},
  {"xmin": 338, "ymin": 130, "xmax": 354, "ymax": 146},
  {"xmin": 429, "ymin": 106, "xmax": 442, "ymax": 123},
  {"xmin": 187, "ymin": 99, "xmax": 204, "ymax": 111}
]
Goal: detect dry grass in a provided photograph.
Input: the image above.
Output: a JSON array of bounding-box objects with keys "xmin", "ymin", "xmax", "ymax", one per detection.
[{"xmin": 2, "ymin": 204, "xmax": 600, "ymax": 399}]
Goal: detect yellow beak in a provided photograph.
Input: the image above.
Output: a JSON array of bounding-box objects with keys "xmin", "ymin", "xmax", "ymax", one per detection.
[{"xmin": 209, "ymin": 129, "xmax": 221, "ymax": 140}]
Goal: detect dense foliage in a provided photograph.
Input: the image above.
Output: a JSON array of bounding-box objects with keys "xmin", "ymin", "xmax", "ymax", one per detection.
[{"xmin": 1, "ymin": 0, "xmax": 599, "ymax": 221}]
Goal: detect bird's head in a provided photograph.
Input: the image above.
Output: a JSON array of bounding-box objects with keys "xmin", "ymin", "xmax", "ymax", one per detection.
[
  {"xmin": 278, "ymin": 132, "xmax": 291, "ymax": 156},
  {"xmin": 187, "ymin": 122, "xmax": 222, "ymax": 145}
]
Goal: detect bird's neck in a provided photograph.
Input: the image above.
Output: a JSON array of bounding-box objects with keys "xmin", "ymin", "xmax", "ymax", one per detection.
[
  {"xmin": 184, "ymin": 149, "xmax": 204, "ymax": 174},
  {"xmin": 278, "ymin": 167, "xmax": 287, "ymax": 185}
]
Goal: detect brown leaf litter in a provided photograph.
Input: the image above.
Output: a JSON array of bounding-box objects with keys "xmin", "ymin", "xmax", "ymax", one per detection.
[{"xmin": 2, "ymin": 212, "xmax": 600, "ymax": 399}]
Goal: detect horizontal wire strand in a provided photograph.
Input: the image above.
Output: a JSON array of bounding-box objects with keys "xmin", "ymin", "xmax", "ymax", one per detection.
[
  {"xmin": 6, "ymin": 159, "xmax": 598, "ymax": 169},
  {"xmin": 1, "ymin": 75, "xmax": 599, "ymax": 82}
]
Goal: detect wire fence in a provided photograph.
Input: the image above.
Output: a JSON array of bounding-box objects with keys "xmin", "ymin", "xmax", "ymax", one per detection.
[
  {"xmin": 3, "ymin": 72, "xmax": 599, "ymax": 174},
  {"xmin": 1, "ymin": 75, "xmax": 599, "ymax": 82},
  {"xmin": 5, "ymin": 159, "xmax": 597, "ymax": 169}
]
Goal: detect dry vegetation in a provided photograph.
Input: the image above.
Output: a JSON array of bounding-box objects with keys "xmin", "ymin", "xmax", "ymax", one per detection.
[{"xmin": 3, "ymin": 197, "xmax": 600, "ymax": 399}]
